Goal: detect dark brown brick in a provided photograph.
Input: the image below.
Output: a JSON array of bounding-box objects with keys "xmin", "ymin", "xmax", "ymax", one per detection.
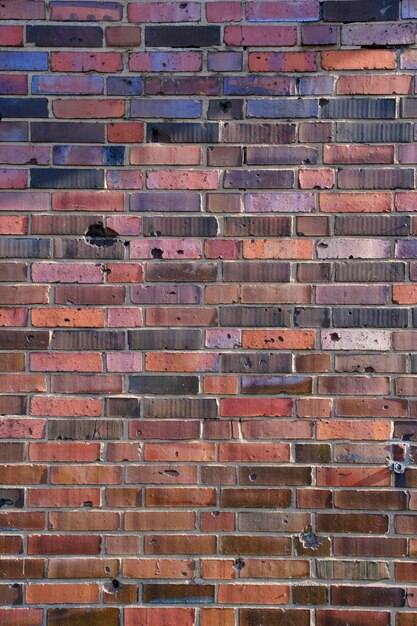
[
  {"xmin": 48, "ymin": 420, "xmax": 122, "ymax": 441},
  {"xmin": 330, "ymin": 586, "xmax": 405, "ymax": 607},
  {"xmin": 0, "ymin": 331, "xmax": 49, "ymax": 350},
  {"xmin": 104, "ymin": 397, "xmax": 141, "ymax": 418},
  {"xmin": 297, "ymin": 263, "xmax": 331, "ymax": 282},
  {"xmin": 240, "ymin": 466, "xmax": 312, "ymax": 486},
  {"xmin": 222, "ymin": 263, "xmax": 290, "ymax": 283},
  {"xmin": 47, "ymin": 608, "xmax": 120, "ymax": 626},
  {"xmin": 335, "ymin": 262, "xmax": 405, "ymax": 282},
  {"xmin": 240, "ymin": 609, "xmax": 310, "ymax": 626},
  {"xmin": 32, "ymin": 122, "xmax": 104, "ymax": 143},
  {"xmin": 294, "ymin": 307, "xmax": 330, "ymax": 328},
  {"xmin": 219, "ymin": 306, "xmax": 291, "ymax": 327},
  {"xmin": 143, "ymin": 398, "xmax": 218, "ymax": 419},
  {"xmin": 52, "ymin": 331, "xmax": 124, "ymax": 350},
  {"xmin": 295, "ymin": 444, "xmax": 331, "ymax": 464},
  {"xmin": 129, "ymin": 376, "xmax": 199, "ymax": 395},
  {"xmin": 335, "ymin": 215, "xmax": 409, "ymax": 236}
]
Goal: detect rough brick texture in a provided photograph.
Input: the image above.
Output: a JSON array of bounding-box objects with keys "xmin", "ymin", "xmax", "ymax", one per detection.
[{"xmin": 0, "ymin": 0, "xmax": 417, "ymax": 623}]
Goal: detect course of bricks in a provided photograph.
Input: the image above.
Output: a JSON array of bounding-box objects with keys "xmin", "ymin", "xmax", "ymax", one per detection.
[{"xmin": 3, "ymin": 0, "xmax": 417, "ymax": 624}]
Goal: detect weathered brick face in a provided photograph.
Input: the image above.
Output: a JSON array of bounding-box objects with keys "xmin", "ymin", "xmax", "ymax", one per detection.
[{"xmin": 0, "ymin": 0, "xmax": 417, "ymax": 623}]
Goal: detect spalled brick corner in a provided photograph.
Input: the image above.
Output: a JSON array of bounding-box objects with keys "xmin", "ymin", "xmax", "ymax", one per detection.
[{"xmin": 1, "ymin": 0, "xmax": 417, "ymax": 624}]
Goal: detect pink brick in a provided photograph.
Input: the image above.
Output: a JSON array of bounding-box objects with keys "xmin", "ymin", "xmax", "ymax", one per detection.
[
  {"xmin": 207, "ymin": 2, "xmax": 242, "ymax": 22},
  {"xmin": 107, "ymin": 352, "xmax": 142, "ymax": 372},
  {"xmin": 130, "ymin": 145, "xmax": 202, "ymax": 166},
  {"xmin": 32, "ymin": 263, "xmax": 103, "ymax": 284},
  {"xmin": 316, "ymin": 285, "xmax": 389, "ymax": 305},
  {"xmin": 147, "ymin": 170, "xmax": 220, "ymax": 190},
  {"xmin": 30, "ymin": 352, "xmax": 103, "ymax": 372},
  {"xmin": 0, "ymin": 215, "xmax": 28, "ymax": 235},
  {"xmin": 317, "ymin": 239, "xmax": 391, "ymax": 259},
  {"xmin": 0, "ymin": 146, "xmax": 48, "ymax": 166},
  {"xmin": 245, "ymin": 193, "xmax": 316, "ymax": 213},
  {"xmin": 129, "ymin": 52, "xmax": 202, "ymax": 72},
  {"xmin": 225, "ymin": 26, "xmax": 297, "ymax": 46},
  {"xmin": 246, "ymin": 1, "xmax": 319, "ymax": 21},
  {"xmin": 107, "ymin": 308, "xmax": 143, "ymax": 327},
  {"xmin": 321, "ymin": 330, "xmax": 391, "ymax": 351},
  {"xmin": 0, "ymin": 26, "xmax": 23, "ymax": 45},
  {"xmin": 51, "ymin": 52, "xmax": 123, "ymax": 73},
  {"xmin": 205, "ymin": 240, "xmax": 240, "ymax": 259},
  {"xmin": 128, "ymin": 2, "xmax": 200, "ymax": 22},
  {"xmin": 106, "ymin": 216, "xmax": 141, "ymax": 236},
  {"xmin": 130, "ymin": 239, "xmax": 202, "ymax": 260},
  {"xmin": 205, "ymin": 329, "xmax": 241, "ymax": 349},
  {"xmin": 0, "ymin": 308, "xmax": 27, "ymax": 326},
  {"xmin": 0, "ymin": 169, "xmax": 27, "ymax": 189},
  {"xmin": 299, "ymin": 169, "xmax": 335, "ymax": 190}
]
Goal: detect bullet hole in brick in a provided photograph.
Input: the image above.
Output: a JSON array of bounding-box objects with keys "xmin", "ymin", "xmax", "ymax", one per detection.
[
  {"xmin": 278, "ymin": 336, "xmax": 284, "ymax": 342},
  {"xmin": 29, "ymin": 157, "xmax": 39, "ymax": 165},
  {"xmin": 318, "ymin": 241, "xmax": 328, "ymax": 248},
  {"xmin": 319, "ymin": 98, "xmax": 329, "ymax": 107},
  {"xmin": 365, "ymin": 366, "xmax": 375, "ymax": 373},
  {"xmin": 64, "ymin": 318, "xmax": 70, "ymax": 322},
  {"xmin": 300, "ymin": 529, "xmax": 323, "ymax": 550},
  {"xmin": 28, "ymin": 428, "xmax": 33, "ymax": 435},
  {"xmin": 123, "ymin": 241, "xmax": 130, "ymax": 247},
  {"xmin": 179, "ymin": 2, "xmax": 188, "ymax": 8},
  {"xmin": 112, "ymin": 579, "xmax": 119, "ymax": 589},
  {"xmin": 101, "ymin": 265, "xmax": 111, "ymax": 274},
  {"xmin": 383, "ymin": 404, "xmax": 389, "ymax": 410},
  {"xmin": 349, "ymin": 255, "xmax": 354, "ymax": 259},
  {"xmin": 177, "ymin": 249, "xmax": 184, "ymax": 255},
  {"xmin": 136, "ymin": 430, "xmax": 142, "ymax": 436},
  {"xmin": 150, "ymin": 230, "xmax": 162, "ymax": 237},
  {"xmin": 212, "ymin": 511, "xmax": 220, "ymax": 517},
  {"xmin": 85, "ymin": 222, "xmax": 118, "ymax": 247},
  {"xmin": 164, "ymin": 469, "xmax": 179, "ymax": 477},
  {"xmin": 330, "ymin": 333, "xmax": 340, "ymax": 341},
  {"xmin": 11, "ymin": 584, "xmax": 19, "ymax": 589},
  {"xmin": 0, "ymin": 498, "xmax": 14, "ymax": 507},
  {"xmin": 151, "ymin": 248, "xmax": 163, "ymax": 259},
  {"xmin": 27, "ymin": 335, "xmax": 35, "ymax": 342},
  {"xmin": 234, "ymin": 558, "xmax": 246, "ymax": 570},
  {"xmin": 105, "ymin": 567, "xmax": 111, "ymax": 574},
  {"xmin": 150, "ymin": 538, "xmax": 157, "ymax": 544},
  {"xmin": 219, "ymin": 100, "xmax": 232, "ymax": 112},
  {"xmin": 83, "ymin": 501, "xmax": 93, "ymax": 507},
  {"xmin": 249, "ymin": 473, "xmax": 257, "ymax": 481},
  {"xmin": 181, "ymin": 571, "xmax": 188, "ymax": 576},
  {"xmin": 168, "ymin": 291, "xmax": 177, "ymax": 295}
]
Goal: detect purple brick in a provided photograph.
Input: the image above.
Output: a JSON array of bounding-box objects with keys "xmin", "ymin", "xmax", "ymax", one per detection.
[
  {"xmin": 0, "ymin": 51, "xmax": 48, "ymax": 71},
  {"xmin": 245, "ymin": 193, "xmax": 316, "ymax": 213},
  {"xmin": 246, "ymin": 1, "xmax": 320, "ymax": 21},
  {"xmin": 298, "ymin": 76, "xmax": 336, "ymax": 96},
  {"xmin": 107, "ymin": 76, "xmax": 142, "ymax": 96},
  {"xmin": 131, "ymin": 285, "xmax": 202, "ymax": 304},
  {"xmin": 208, "ymin": 52, "xmax": 242, "ymax": 72},
  {"xmin": 130, "ymin": 98, "xmax": 201, "ymax": 119},
  {"xmin": 395, "ymin": 240, "xmax": 417, "ymax": 258},
  {"xmin": 301, "ymin": 24, "xmax": 337, "ymax": 45},
  {"xmin": 205, "ymin": 329, "xmax": 241, "ymax": 349},
  {"xmin": 224, "ymin": 76, "xmax": 296, "ymax": 96},
  {"xmin": 0, "ymin": 75, "xmax": 27, "ymax": 95},
  {"xmin": 32, "ymin": 75, "xmax": 104, "ymax": 95},
  {"xmin": 129, "ymin": 51, "xmax": 202, "ymax": 73},
  {"xmin": 0, "ymin": 122, "xmax": 28, "ymax": 143},
  {"xmin": 130, "ymin": 192, "xmax": 201, "ymax": 212},
  {"xmin": 246, "ymin": 146, "xmax": 318, "ymax": 166},
  {"xmin": 342, "ymin": 23, "xmax": 416, "ymax": 46},
  {"xmin": 399, "ymin": 145, "xmax": 417, "ymax": 163},
  {"xmin": 146, "ymin": 76, "xmax": 219, "ymax": 96},
  {"xmin": 224, "ymin": 169, "xmax": 294, "ymax": 189},
  {"xmin": 403, "ymin": 0, "xmax": 417, "ymax": 17},
  {"xmin": 247, "ymin": 99, "xmax": 319, "ymax": 118}
]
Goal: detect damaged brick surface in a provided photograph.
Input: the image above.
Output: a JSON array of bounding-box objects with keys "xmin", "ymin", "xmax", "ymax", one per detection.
[{"xmin": 0, "ymin": 0, "xmax": 417, "ymax": 624}]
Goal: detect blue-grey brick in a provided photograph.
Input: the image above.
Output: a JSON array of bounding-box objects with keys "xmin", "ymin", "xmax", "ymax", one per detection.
[
  {"xmin": 247, "ymin": 99, "xmax": 319, "ymax": 119},
  {"xmin": 107, "ymin": 76, "xmax": 142, "ymax": 96},
  {"xmin": 30, "ymin": 168, "xmax": 104, "ymax": 189},
  {"xmin": 132, "ymin": 99, "xmax": 201, "ymax": 119},
  {"xmin": 321, "ymin": 98, "xmax": 396, "ymax": 119}
]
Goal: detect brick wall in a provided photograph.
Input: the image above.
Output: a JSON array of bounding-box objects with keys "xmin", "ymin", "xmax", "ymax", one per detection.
[{"xmin": 1, "ymin": 0, "xmax": 417, "ymax": 624}]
